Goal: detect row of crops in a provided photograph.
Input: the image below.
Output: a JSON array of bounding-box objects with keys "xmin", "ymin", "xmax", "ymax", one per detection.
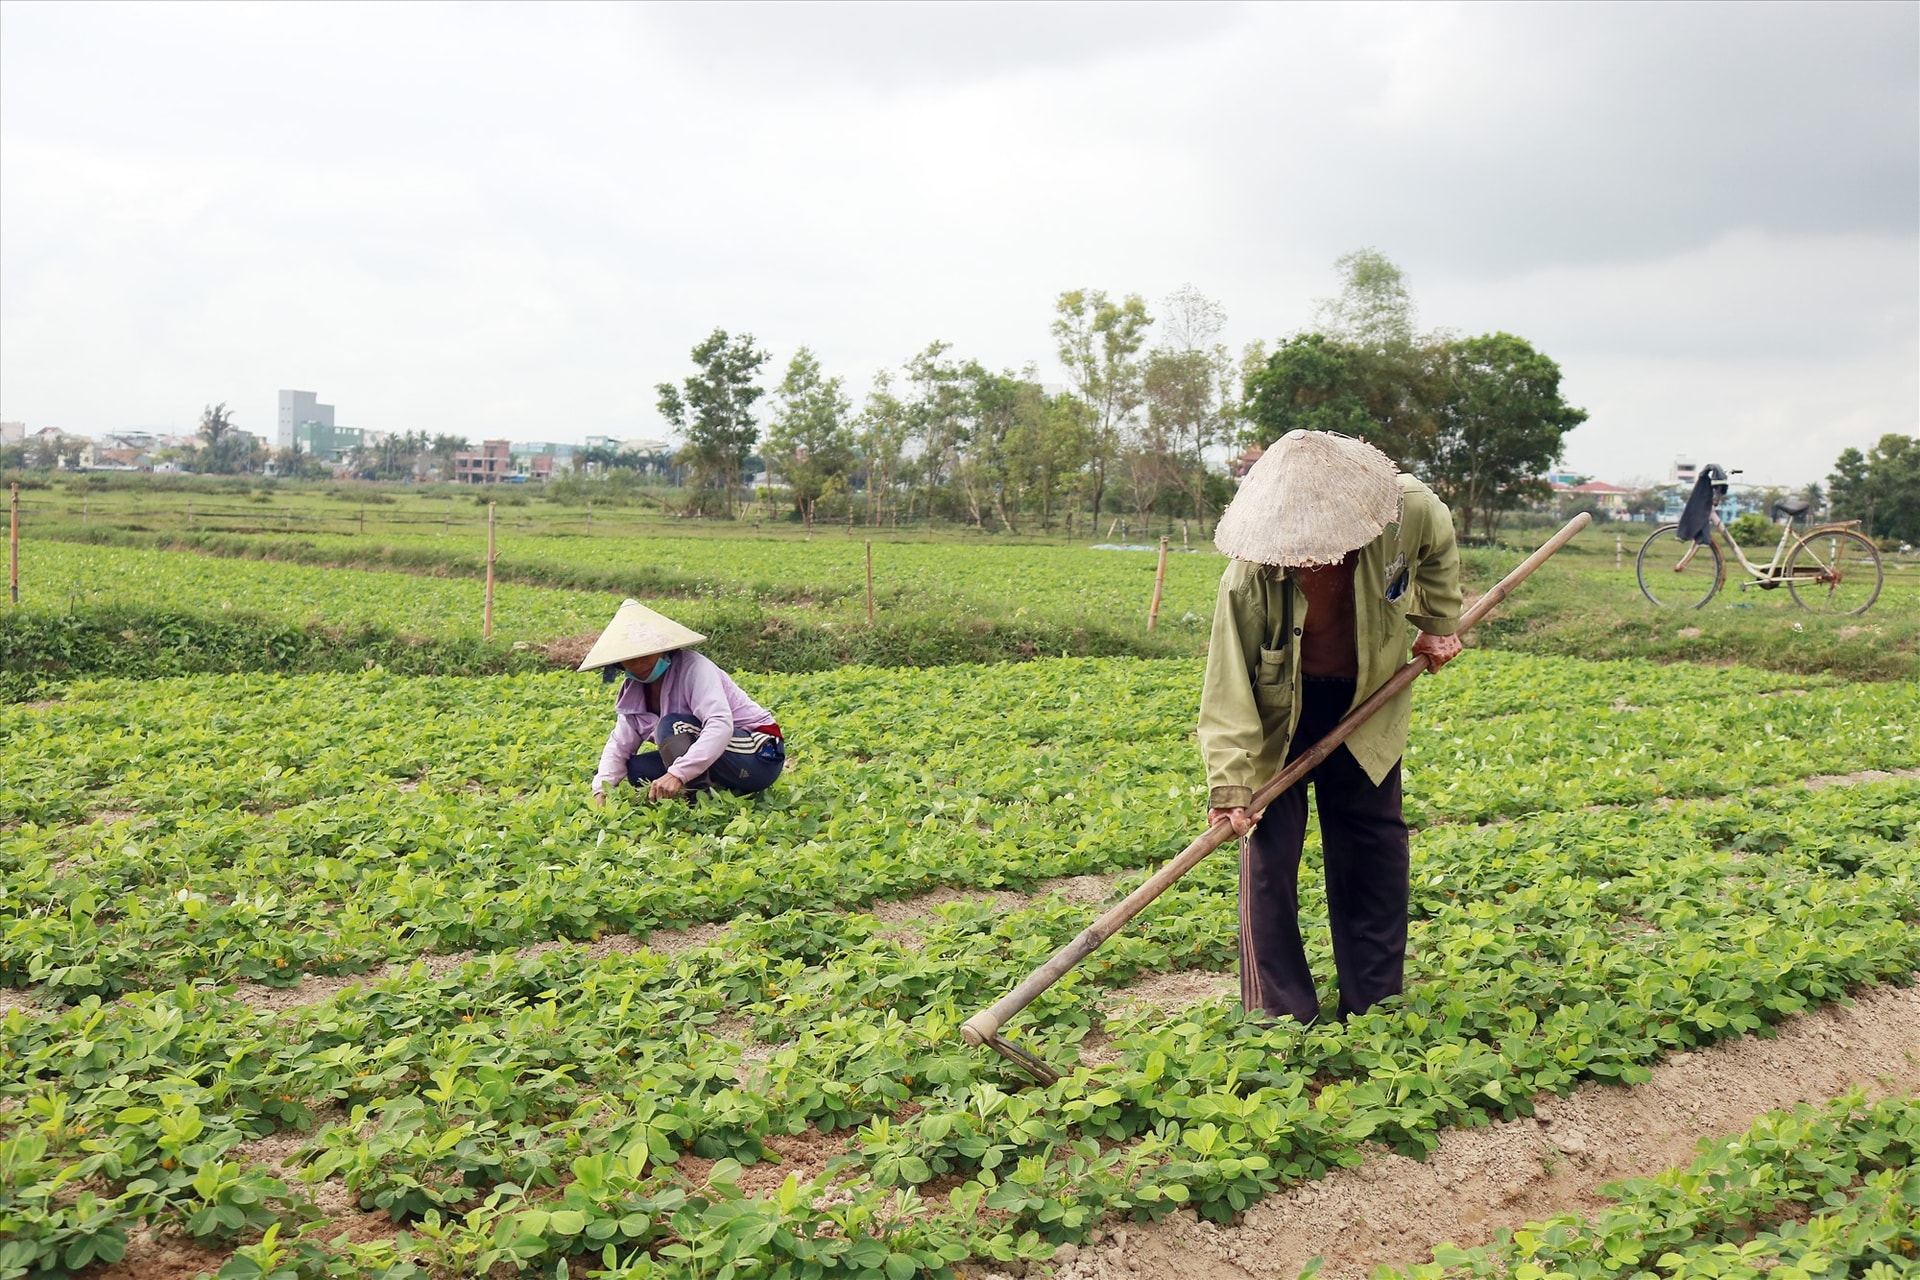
[
  {"xmin": 1, "ymin": 540, "xmax": 1227, "ymax": 695},
  {"xmin": 13, "ymin": 534, "xmax": 1226, "ymax": 635},
  {"xmin": 4, "ymin": 649, "xmax": 1917, "ymax": 1277}
]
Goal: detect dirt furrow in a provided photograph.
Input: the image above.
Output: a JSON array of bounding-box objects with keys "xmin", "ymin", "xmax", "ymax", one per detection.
[{"xmin": 1024, "ymin": 979, "xmax": 1920, "ymax": 1280}]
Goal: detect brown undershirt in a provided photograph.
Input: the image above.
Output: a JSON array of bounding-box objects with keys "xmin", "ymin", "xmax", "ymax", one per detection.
[{"xmin": 1294, "ymin": 551, "xmax": 1360, "ymax": 678}]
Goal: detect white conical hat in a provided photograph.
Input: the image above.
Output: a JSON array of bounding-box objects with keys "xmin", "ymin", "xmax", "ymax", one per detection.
[
  {"xmin": 576, "ymin": 599, "xmax": 707, "ymax": 671},
  {"xmin": 1214, "ymin": 430, "xmax": 1401, "ymax": 567}
]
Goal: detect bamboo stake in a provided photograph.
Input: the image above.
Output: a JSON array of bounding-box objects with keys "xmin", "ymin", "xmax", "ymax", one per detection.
[
  {"xmin": 484, "ymin": 501, "xmax": 496, "ymax": 640},
  {"xmin": 865, "ymin": 540, "xmax": 875, "ymax": 625},
  {"xmin": 960, "ymin": 513, "xmax": 1593, "ymax": 1068},
  {"xmin": 9, "ymin": 483, "xmax": 18, "ymax": 605},
  {"xmin": 1148, "ymin": 536, "xmax": 1169, "ymax": 630}
]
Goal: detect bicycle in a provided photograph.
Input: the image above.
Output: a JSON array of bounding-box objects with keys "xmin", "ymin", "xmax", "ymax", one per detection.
[{"xmin": 1635, "ymin": 468, "xmax": 1883, "ymax": 614}]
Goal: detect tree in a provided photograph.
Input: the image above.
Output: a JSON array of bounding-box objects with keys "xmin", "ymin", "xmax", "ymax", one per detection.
[
  {"xmin": 24, "ymin": 432, "xmax": 85, "ymax": 470},
  {"xmin": 763, "ymin": 348, "xmax": 855, "ymax": 520},
  {"xmin": 1052, "ymin": 289, "xmax": 1152, "ymax": 524},
  {"xmin": 271, "ymin": 445, "xmax": 331, "ymax": 480},
  {"xmin": 1005, "ymin": 385, "xmax": 1085, "ymax": 533},
  {"xmin": 1241, "ymin": 333, "xmax": 1434, "ymax": 462},
  {"xmin": 1313, "ymin": 248, "xmax": 1416, "ymax": 351},
  {"xmin": 901, "ymin": 342, "xmax": 968, "ymax": 521},
  {"xmin": 657, "ymin": 328, "xmax": 768, "ymax": 517},
  {"xmin": 1830, "ymin": 434, "xmax": 1920, "ymax": 543},
  {"xmin": 1422, "ymin": 332, "xmax": 1588, "ymax": 540},
  {"xmin": 196, "ymin": 402, "xmax": 256, "ymax": 475},
  {"xmin": 199, "ymin": 402, "xmax": 234, "ymax": 451},
  {"xmin": 951, "ymin": 363, "xmax": 1037, "ymax": 533},
  {"xmin": 1241, "ymin": 250, "xmax": 1439, "ymax": 465},
  {"xmin": 856, "ymin": 371, "xmax": 911, "ymax": 526},
  {"xmin": 431, "ymin": 435, "xmax": 470, "ymax": 482},
  {"xmin": 1142, "ymin": 284, "xmax": 1235, "ymax": 530}
]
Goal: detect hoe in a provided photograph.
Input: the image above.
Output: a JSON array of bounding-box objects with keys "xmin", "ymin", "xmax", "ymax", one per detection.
[{"xmin": 960, "ymin": 513, "xmax": 1593, "ymax": 1083}]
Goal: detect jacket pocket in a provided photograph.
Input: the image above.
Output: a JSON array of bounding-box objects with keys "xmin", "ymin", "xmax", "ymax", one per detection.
[{"xmin": 1253, "ymin": 646, "xmax": 1293, "ymax": 719}]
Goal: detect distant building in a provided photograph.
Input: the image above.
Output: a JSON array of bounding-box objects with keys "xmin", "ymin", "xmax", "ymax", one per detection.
[
  {"xmin": 454, "ymin": 439, "xmax": 513, "ymax": 484},
  {"xmin": 293, "ymin": 422, "xmax": 366, "ymax": 464},
  {"xmin": 511, "ymin": 441, "xmax": 576, "ymax": 481},
  {"xmin": 0, "ymin": 421, "xmax": 23, "ymax": 446},
  {"xmin": 1672, "ymin": 458, "xmax": 1699, "ymax": 487},
  {"xmin": 1568, "ymin": 480, "xmax": 1632, "ymax": 515},
  {"xmin": 277, "ymin": 390, "xmax": 336, "ymax": 450}
]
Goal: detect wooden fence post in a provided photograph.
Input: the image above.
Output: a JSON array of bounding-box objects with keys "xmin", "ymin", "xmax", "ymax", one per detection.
[
  {"xmin": 9, "ymin": 483, "xmax": 18, "ymax": 605},
  {"xmin": 484, "ymin": 501, "xmax": 496, "ymax": 640},
  {"xmin": 865, "ymin": 540, "xmax": 875, "ymax": 625},
  {"xmin": 1148, "ymin": 536, "xmax": 1169, "ymax": 630}
]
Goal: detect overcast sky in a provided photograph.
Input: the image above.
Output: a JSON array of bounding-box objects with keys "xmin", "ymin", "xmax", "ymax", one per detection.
[{"xmin": 2, "ymin": 0, "xmax": 1914, "ymax": 486}]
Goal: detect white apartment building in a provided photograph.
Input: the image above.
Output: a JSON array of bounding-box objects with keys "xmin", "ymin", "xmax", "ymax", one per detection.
[{"xmin": 277, "ymin": 390, "xmax": 335, "ymax": 450}]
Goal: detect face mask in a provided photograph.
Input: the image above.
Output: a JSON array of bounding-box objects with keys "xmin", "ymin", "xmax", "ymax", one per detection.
[{"xmin": 625, "ymin": 655, "xmax": 671, "ymax": 684}]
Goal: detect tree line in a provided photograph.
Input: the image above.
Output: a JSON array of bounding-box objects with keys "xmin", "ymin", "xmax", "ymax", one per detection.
[{"xmin": 650, "ymin": 251, "xmax": 1591, "ymax": 539}]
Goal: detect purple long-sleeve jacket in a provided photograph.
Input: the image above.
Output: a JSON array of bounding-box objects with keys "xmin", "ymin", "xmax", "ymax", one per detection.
[{"xmin": 593, "ymin": 649, "xmax": 778, "ymax": 793}]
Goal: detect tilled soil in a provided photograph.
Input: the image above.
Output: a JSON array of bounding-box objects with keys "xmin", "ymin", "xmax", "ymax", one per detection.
[{"xmin": 1027, "ymin": 980, "xmax": 1920, "ymax": 1280}]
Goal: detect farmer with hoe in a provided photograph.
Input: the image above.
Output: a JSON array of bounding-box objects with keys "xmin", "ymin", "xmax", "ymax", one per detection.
[
  {"xmin": 1201, "ymin": 430, "xmax": 1462, "ymax": 1025},
  {"xmin": 582, "ymin": 599, "xmax": 785, "ymax": 805}
]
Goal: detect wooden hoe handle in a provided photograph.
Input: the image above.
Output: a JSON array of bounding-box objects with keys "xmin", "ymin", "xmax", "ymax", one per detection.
[{"xmin": 959, "ymin": 513, "xmax": 1592, "ymax": 1063}]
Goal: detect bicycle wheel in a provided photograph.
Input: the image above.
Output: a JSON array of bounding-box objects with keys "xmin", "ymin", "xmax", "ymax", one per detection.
[
  {"xmin": 1787, "ymin": 528, "xmax": 1883, "ymax": 615},
  {"xmin": 1637, "ymin": 524, "xmax": 1722, "ymax": 609}
]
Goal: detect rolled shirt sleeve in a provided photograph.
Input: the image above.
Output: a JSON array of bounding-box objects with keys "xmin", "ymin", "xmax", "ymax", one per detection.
[
  {"xmin": 1199, "ymin": 562, "xmax": 1283, "ymax": 811},
  {"xmin": 595, "ymin": 714, "xmax": 646, "ymax": 794},
  {"xmin": 1405, "ymin": 486, "xmax": 1463, "ymax": 636}
]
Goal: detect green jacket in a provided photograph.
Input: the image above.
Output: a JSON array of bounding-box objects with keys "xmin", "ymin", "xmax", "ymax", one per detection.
[{"xmin": 1200, "ymin": 474, "xmax": 1462, "ymax": 808}]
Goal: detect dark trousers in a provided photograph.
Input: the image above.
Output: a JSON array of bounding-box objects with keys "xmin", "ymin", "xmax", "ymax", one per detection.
[
  {"xmin": 1239, "ymin": 675, "xmax": 1409, "ymax": 1023},
  {"xmin": 627, "ymin": 713, "xmax": 786, "ymax": 796}
]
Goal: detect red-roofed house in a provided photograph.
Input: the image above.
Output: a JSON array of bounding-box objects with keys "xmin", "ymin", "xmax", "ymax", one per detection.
[{"xmin": 1548, "ymin": 479, "xmax": 1633, "ymax": 514}]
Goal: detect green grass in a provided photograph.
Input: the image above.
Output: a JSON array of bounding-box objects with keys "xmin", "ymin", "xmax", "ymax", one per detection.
[
  {"xmin": 1459, "ymin": 542, "xmax": 1920, "ymax": 682},
  {"xmin": 7, "ymin": 480, "xmax": 1915, "ymax": 688}
]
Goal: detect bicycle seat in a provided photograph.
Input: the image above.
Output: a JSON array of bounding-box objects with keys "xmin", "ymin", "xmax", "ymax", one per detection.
[{"xmin": 1772, "ymin": 497, "xmax": 1811, "ymax": 522}]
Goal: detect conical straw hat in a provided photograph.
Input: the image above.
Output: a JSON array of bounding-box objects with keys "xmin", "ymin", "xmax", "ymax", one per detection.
[
  {"xmin": 577, "ymin": 599, "xmax": 708, "ymax": 672},
  {"xmin": 1214, "ymin": 430, "xmax": 1401, "ymax": 567}
]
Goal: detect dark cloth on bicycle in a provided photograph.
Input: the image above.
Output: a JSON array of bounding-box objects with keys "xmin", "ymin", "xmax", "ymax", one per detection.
[{"xmin": 1676, "ymin": 469, "xmax": 1723, "ymax": 545}]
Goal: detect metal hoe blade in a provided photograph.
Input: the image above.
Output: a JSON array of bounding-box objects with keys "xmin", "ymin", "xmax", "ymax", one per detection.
[{"xmin": 987, "ymin": 1033, "xmax": 1061, "ymax": 1086}]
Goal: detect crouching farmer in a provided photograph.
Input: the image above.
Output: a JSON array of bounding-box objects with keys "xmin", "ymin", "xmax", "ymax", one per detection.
[{"xmin": 583, "ymin": 599, "xmax": 785, "ymax": 806}]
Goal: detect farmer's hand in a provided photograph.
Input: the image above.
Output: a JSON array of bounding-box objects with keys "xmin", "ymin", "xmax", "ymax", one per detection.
[
  {"xmin": 1413, "ymin": 631, "xmax": 1464, "ymax": 672},
  {"xmin": 590, "ymin": 789, "xmax": 607, "ymax": 809},
  {"xmin": 648, "ymin": 773, "xmax": 686, "ymax": 802},
  {"xmin": 1208, "ymin": 807, "xmax": 1253, "ymax": 836}
]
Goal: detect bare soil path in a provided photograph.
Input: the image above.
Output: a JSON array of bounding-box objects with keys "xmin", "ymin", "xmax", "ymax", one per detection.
[{"xmin": 1017, "ymin": 980, "xmax": 1920, "ymax": 1280}]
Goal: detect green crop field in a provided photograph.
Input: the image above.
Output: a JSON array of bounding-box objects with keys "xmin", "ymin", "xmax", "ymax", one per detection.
[
  {"xmin": 5, "ymin": 497, "xmax": 1917, "ymax": 695},
  {"xmin": 3, "ymin": 495, "xmax": 1918, "ymax": 1279},
  {"xmin": 3, "ymin": 640, "xmax": 1917, "ymax": 1279}
]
